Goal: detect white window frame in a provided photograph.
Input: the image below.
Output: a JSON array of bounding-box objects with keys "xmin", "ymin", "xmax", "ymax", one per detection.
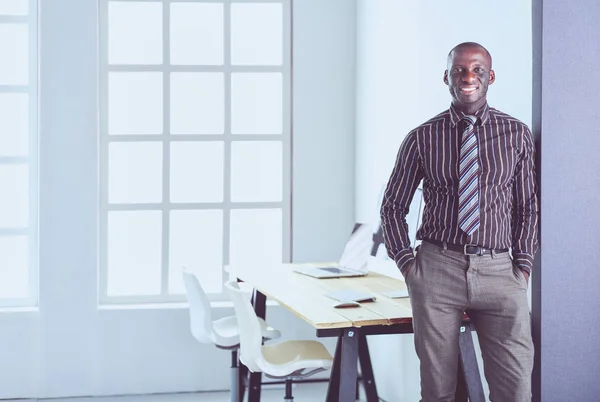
[
  {"xmin": 98, "ymin": 0, "xmax": 292, "ymax": 305},
  {"xmin": 0, "ymin": 0, "xmax": 39, "ymax": 308}
]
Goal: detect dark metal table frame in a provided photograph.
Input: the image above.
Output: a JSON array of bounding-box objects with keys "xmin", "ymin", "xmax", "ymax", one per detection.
[{"xmin": 239, "ymin": 290, "xmax": 486, "ymax": 402}]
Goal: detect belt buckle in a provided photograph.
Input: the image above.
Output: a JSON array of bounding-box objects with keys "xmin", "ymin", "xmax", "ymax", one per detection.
[{"xmin": 463, "ymin": 244, "xmax": 483, "ymax": 256}]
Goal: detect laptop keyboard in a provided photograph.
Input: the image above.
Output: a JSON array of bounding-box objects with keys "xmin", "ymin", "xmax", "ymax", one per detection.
[{"xmin": 319, "ymin": 267, "xmax": 346, "ymax": 274}]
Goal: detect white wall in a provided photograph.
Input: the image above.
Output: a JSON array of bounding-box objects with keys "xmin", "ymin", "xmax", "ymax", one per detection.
[
  {"xmin": 292, "ymin": 0, "xmax": 357, "ymax": 263},
  {"xmin": 0, "ymin": 0, "xmax": 356, "ymax": 398},
  {"xmin": 355, "ymin": 1, "xmax": 532, "ymax": 400},
  {"xmin": 91, "ymin": 0, "xmax": 358, "ymax": 395}
]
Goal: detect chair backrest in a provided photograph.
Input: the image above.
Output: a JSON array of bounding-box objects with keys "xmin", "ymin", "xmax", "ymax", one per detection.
[
  {"xmin": 224, "ymin": 281, "xmax": 264, "ymax": 373},
  {"xmin": 182, "ymin": 267, "xmax": 215, "ymax": 344}
]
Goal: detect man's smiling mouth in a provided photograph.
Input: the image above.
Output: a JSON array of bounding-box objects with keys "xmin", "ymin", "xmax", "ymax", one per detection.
[{"xmin": 459, "ymin": 86, "xmax": 478, "ymax": 94}]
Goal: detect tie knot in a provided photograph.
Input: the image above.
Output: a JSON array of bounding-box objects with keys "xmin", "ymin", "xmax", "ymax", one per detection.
[{"xmin": 462, "ymin": 115, "xmax": 477, "ymax": 127}]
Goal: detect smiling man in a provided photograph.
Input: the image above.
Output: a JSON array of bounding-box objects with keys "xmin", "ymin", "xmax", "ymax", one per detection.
[{"xmin": 380, "ymin": 42, "xmax": 538, "ymax": 401}]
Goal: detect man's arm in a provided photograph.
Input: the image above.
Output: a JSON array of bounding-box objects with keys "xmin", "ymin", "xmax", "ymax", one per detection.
[
  {"xmin": 512, "ymin": 126, "xmax": 539, "ymax": 278},
  {"xmin": 380, "ymin": 132, "xmax": 423, "ymax": 277}
]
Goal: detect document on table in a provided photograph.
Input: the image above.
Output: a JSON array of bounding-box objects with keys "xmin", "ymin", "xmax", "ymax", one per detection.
[
  {"xmin": 381, "ymin": 289, "xmax": 409, "ymax": 298},
  {"xmin": 325, "ymin": 289, "xmax": 377, "ymax": 303}
]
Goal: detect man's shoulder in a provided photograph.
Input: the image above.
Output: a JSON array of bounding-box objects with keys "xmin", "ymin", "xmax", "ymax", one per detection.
[
  {"xmin": 409, "ymin": 109, "xmax": 451, "ymax": 135},
  {"xmin": 487, "ymin": 108, "xmax": 531, "ymax": 132}
]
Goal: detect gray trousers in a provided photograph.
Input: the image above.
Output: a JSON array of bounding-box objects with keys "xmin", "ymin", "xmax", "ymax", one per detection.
[{"xmin": 406, "ymin": 240, "xmax": 533, "ymax": 402}]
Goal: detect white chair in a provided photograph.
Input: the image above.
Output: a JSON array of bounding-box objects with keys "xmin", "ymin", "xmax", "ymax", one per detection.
[
  {"xmin": 182, "ymin": 267, "xmax": 280, "ymax": 402},
  {"xmin": 225, "ymin": 281, "xmax": 334, "ymax": 401}
]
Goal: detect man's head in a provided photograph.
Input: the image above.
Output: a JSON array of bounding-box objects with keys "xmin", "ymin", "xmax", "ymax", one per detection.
[{"xmin": 443, "ymin": 42, "xmax": 495, "ymax": 114}]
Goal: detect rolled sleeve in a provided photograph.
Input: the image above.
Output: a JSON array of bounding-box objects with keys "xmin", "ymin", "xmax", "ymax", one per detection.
[
  {"xmin": 380, "ymin": 131, "xmax": 423, "ymax": 273},
  {"xmin": 513, "ymin": 252, "xmax": 534, "ymax": 275},
  {"xmin": 511, "ymin": 126, "xmax": 539, "ymax": 274}
]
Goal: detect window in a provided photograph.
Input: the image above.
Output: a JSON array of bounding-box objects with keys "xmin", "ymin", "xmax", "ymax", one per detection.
[
  {"xmin": 0, "ymin": 0, "xmax": 38, "ymax": 308},
  {"xmin": 99, "ymin": 0, "xmax": 291, "ymax": 304}
]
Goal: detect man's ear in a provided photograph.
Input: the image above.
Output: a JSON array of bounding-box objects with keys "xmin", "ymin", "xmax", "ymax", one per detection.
[
  {"xmin": 443, "ymin": 70, "xmax": 449, "ymax": 85},
  {"xmin": 489, "ymin": 69, "xmax": 496, "ymax": 85}
]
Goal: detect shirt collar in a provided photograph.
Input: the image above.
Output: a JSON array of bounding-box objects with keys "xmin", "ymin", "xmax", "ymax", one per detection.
[{"xmin": 449, "ymin": 102, "xmax": 490, "ymax": 127}]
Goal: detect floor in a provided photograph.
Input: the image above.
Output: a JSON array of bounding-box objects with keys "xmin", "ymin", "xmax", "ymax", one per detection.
[{"xmin": 8, "ymin": 382, "xmax": 368, "ymax": 402}]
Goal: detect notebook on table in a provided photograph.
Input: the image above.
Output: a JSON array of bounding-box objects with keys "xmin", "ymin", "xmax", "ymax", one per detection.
[{"xmin": 293, "ymin": 223, "xmax": 372, "ymax": 279}]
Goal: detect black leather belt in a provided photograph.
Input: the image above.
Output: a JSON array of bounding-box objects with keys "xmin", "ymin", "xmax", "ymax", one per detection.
[{"xmin": 424, "ymin": 239, "xmax": 509, "ymax": 256}]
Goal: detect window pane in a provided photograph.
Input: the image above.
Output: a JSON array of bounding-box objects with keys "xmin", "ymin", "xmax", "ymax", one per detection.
[
  {"xmin": 231, "ymin": 73, "xmax": 282, "ymax": 134},
  {"xmin": 0, "ymin": 93, "xmax": 29, "ymax": 157},
  {"xmin": 0, "ymin": 23, "xmax": 28, "ymax": 85},
  {"xmin": 231, "ymin": 141, "xmax": 282, "ymax": 202},
  {"xmin": 108, "ymin": 211, "xmax": 162, "ymax": 296},
  {"xmin": 0, "ymin": 0, "xmax": 28, "ymax": 15},
  {"xmin": 170, "ymin": 141, "xmax": 223, "ymax": 203},
  {"xmin": 0, "ymin": 235, "xmax": 28, "ymax": 299},
  {"xmin": 108, "ymin": 72, "xmax": 163, "ymax": 135},
  {"xmin": 230, "ymin": 209, "xmax": 282, "ymax": 267},
  {"xmin": 109, "ymin": 142, "xmax": 163, "ymax": 204},
  {"xmin": 170, "ymin": 3, "xmax": 223, "ymax": 65},
  {"xmin": 0, "ymin": 164, "xmax": 28, "ymax": 228},
  {"xmin": 170, "ymin": 73, "xmax": 224, "ymax": 135},
  {"xmin": 108, "ymin": 1, "xmax": 162, "ymax": 65},
  {"xmin": 231, "ymin": 3, "xmax": 282, "ymax": 66},
  {"xmin": 168, "ymin": 210, "xmax": 223, "ymax": 295}
]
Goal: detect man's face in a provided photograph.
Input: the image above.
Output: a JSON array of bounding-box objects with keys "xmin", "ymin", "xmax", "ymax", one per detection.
[{"xmin": 443, "ymin": 46, "xmax": 495, "ymax": 112}]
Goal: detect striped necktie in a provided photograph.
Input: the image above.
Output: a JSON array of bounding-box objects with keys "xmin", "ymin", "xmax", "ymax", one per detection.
[{"xmin": 458, "ymin": 115, "xmax": 480, "ymax": 236}]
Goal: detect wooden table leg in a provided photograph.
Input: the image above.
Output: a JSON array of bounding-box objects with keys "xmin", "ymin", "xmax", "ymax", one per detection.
[
  {"xmin": 247, "ymin": 290, "xmax": 267, "ymax": 402},
  {"xmin": 338, "ymin": 328, "xmax": 359, "ymax": 402},
  {"xmin": 457, "ymin": 323, "xmax": 485, "ymax": 402},
  {"xmin": 455, "ymin": 356, "xmax": 468, "ymax": 402},
  {"xmin": 247, "ymin": 372, "xmax": 262, "ymax": 402},
  {"xmin": 237, "ymin": 360, "xmax": 247, "ymax": 402},
  {"xmin": 358, "ymin": 334, "xmax": 379, "ymax": 402},
  {"xmin": 326, "ymin": 337, "xmax": 342, "ymax": 402}
]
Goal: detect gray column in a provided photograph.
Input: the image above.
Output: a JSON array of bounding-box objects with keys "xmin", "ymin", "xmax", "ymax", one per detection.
[{"xmin": 532, "ymin": 1, "xmax": 600, "ymax": 401}]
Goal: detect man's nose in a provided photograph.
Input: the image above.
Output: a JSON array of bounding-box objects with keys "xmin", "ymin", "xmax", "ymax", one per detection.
[{"xmin": 461, "ymin": 70, "xmax": 476, "ymax": 82}]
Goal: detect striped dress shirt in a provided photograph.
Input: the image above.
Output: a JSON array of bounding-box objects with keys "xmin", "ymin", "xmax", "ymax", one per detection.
[{"xmin": 380, "ymin": 103, "xmax": 539, "ymax": 275}]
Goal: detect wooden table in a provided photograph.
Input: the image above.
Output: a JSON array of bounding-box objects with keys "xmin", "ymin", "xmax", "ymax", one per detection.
[{"xmin": 230, "ymin": 262, "xmax": 485, "ymax": 402}]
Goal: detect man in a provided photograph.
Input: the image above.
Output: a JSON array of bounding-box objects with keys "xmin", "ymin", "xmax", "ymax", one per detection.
[{"xmin": 380, "ymin": 42, "xmax": 538, "ymax": 401}]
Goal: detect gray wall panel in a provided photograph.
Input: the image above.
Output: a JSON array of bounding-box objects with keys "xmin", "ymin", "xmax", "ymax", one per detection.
[{"xmin": 533, "ymin": 1, "xmax": 600, "ymax": 400}]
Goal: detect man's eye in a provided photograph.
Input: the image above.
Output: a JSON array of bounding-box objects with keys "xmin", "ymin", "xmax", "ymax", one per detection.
[{"xmin": 452, "ymin": 68, "xmax": 462, "ymax": 73}]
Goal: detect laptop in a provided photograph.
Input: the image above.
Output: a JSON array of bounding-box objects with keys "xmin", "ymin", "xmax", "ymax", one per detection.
[{"xmin": 293, "ymin": 223, "xmax": 372, "ymax": 279}]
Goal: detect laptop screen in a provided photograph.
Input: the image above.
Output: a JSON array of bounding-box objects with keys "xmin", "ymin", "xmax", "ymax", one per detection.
[{"xmin": 338, "ymin": 223, "xmax": 372, "ymax": 272}]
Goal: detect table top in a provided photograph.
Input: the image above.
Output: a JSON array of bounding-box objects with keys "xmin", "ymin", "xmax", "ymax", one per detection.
[{"xmin": 228, "ymin": 262, "xmax": 413, "ymax": 329}]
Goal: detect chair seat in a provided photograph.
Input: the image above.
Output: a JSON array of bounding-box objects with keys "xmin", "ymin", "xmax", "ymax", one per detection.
[
  {"xmin": 212, "ymin": 315, "xmax": 281, "ymax": 348},
  {"xmin": 259, "ymin": 340, "xmax": 333, "ymax": 377}
]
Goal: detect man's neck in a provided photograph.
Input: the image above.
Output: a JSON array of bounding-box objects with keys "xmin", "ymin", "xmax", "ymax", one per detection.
[{"xmin": 452, "ymin": 101, "xmax": 487, "ymax": 115}]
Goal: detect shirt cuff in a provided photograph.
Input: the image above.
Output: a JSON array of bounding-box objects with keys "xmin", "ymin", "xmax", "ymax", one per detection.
[
  {"xmin": 513, "ymin": 252, "xmax": 533, "ymax": 275},
  {"xmin": 393, "ymin": 248, "xmax": 415, "ymax": 275}
]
